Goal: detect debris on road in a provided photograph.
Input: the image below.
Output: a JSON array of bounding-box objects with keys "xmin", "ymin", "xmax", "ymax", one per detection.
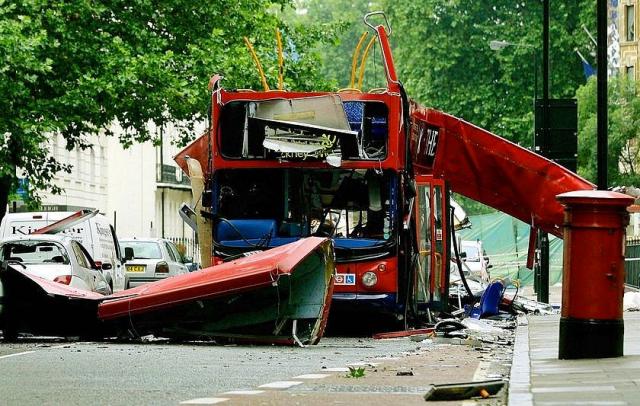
[
  {"xmin": 423, "ymin": 379, "xmax": 506, "ymax": 401},
  {"xmin": 623, "ymin": 291, "xmax": 640, "ymax": 311},
  {"xmin": 372, "ymin": 328, "xmax": 435, "ymax": 340}
]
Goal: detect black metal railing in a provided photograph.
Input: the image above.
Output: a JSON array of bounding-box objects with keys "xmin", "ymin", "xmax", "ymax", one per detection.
[{"xmin": 625, "ymin": 237, "xmax": 640, "ymax": 288}]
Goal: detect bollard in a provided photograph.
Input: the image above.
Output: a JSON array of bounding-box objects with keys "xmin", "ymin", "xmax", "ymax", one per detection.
[{"xmin": 556, "ymin": 190, "xmax": 633, "ymax": 359}]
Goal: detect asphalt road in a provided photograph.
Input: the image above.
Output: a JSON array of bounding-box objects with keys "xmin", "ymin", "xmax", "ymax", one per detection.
[{"xmin": 0, "ymin": 336, "xmax": 426, "ymax": 405}]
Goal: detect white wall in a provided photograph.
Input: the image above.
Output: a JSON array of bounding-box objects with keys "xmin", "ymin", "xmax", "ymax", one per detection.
[
  {"xmin": 105, "ymin": 130, "xmax": 157, "ymax": 239},
  {"xmin": 40, "ymin": 121, "xmax": 202, "ymax": 243},
  {"xmin": 45, "ymin": 134, "xmax": 109, "ymax": 212}
]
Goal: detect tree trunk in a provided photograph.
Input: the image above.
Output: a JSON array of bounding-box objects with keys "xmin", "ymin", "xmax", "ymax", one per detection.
[{"xmin": 0, "ymin": 176, "xmax": 12, "ymax": 225}]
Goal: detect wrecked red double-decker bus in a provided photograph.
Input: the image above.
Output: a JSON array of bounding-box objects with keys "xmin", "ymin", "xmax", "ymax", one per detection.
[
  {"xmin": 175, "ymin": 12, "xmax": 594, "ymax": 327},
  {"xmin": 0, "ymin": 13, "xmax": 596, "ymax": 344}
]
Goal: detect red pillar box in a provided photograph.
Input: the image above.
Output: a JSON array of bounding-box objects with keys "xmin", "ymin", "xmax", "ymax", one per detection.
[{"xmin": 556, "ymin": 190, "xmax": 634, "ymax": 359}]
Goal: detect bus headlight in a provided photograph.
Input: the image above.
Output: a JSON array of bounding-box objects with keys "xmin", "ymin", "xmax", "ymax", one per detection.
[{"xmin": 362, "ymin": 271, "xmax": 378, "ymax": 287}]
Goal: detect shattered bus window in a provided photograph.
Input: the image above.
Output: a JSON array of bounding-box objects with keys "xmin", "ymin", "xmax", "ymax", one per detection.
[
  {"xmin": 219, "ymin": 98, "xmax": 388, "ymax": 163},
  {"xmin": 213, "ymin": 169, "xmax": 395, "ymax": 259}
]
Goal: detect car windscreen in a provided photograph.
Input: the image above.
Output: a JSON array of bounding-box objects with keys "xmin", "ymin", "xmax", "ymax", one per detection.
[
  {"xmin": 0, "ymin": 241, "xmax": 70, "ymax": 264},
  {"xmin": 120, "ymin": 241, "xmax": 162, "ymax": 259}
]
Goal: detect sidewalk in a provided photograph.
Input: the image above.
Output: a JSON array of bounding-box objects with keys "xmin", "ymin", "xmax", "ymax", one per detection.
[{"xmin": 510, "ymin": 287, "xmax": 640, "ymax": 405}]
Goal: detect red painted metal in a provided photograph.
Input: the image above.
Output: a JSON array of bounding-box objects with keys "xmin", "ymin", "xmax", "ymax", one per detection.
[
  {"xmin": 375, "ymin": 25, "xmax": 400, "ymax": 93},
  {"xmin": 7, "ymin": 267, "xmax": 105, "ymax": 300},
  {"xmin": 411, "ymin": 107, "xmax": 595, "ymax": 237},
  {"xmin": 174, "ymin": 132, "xmax": 209, "ymax": 178},
  {"xmin": 0, "ymin": 264, "xmax": 104, "ymax": 338},
  {"xmin": 171, "ymin": 16, "xmax": 599, "ymax": 323},
  {"xmin": 174, "ymin": 89, "xmax": 404, "ymax": 176},
  {"xmin": 2, "ymin": 238, "xmax": 333, "ymax": 344},
  {"xmin": 557, "ymin": 191, "xmax": 633, "ymax": 320},
  {"xmin": 31, "ymin": 209, "xmax": 98, "ymax": 235},
  {"xmin": 333, "ymin": 257, "xmax": 398, "ymax": 294},
  {"xmin": 557, "ymin": 190, "xmax": 633, "ymax": 358},
  {"xmin": 99, "ymin": 237, "xmax": 332, "ymax": 319}
]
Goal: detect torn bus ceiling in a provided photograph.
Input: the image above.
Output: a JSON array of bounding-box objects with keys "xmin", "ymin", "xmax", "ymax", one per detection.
[
  {"xmin": 0, "ymin": 264, "xmax": 104, "ymax": 338},
  {"xmin": 410, "ymin": 107, "xmax": 595, "ymax": 237},
  {"xmin": 0, "ymin": 237, "xmax": 335, "ymax": 346},
  {"xmin": 98, "ymin": 237, "xmax": 335, "ymax": 345}
]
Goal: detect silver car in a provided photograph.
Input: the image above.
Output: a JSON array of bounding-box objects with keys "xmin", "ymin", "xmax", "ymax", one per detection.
[
  {"xmin": 0, "ymin": 235, "xmax": 112, "ymax": 295},
  {"xmin": 120, "ymin": 238, "xmax": 189, "ymax": 287}
]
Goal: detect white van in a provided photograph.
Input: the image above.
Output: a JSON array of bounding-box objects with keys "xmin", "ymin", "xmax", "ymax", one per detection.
[{"xmin": 0, "ymin": 210, "xmax": 129, "ymax": 291}]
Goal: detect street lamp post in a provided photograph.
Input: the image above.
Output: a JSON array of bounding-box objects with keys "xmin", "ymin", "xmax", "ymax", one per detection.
[{"xmin": 490, "ymin": 39, "xmax": 545, "ymax": 297}]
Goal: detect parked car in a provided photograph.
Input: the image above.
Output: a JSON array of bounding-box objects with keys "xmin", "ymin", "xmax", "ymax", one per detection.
[
  {"xmin": 119, "ymin": 238, "xmax": 189, "ymax": 287},
  {"xmin": 0, "ymin": 235, "xmax": 112, "ymax": 295},
  {"xmin": 0, "ymin": 210, "xmax": 128, "ymax": 292},
  {"xmin": 460, "ymin": 240, "xmax": 491, "ymax": 282}
]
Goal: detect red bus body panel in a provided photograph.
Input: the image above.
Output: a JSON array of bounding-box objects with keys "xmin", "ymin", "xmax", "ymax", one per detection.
[{"xmin": 411, "ymin": 107, "xmax": 595, "ymax": 237}]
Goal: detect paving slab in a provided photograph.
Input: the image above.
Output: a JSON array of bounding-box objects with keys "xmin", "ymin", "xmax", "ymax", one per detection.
[{"xmin": 509, "ymin": 308, "xmax": 640, "ymax": 405}]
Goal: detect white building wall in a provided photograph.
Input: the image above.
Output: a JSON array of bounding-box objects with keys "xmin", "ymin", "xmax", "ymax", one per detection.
[
  {"xmin": 45, "ymin": 133, "xmax": 109, "ymax": 212},
  {"xmin": 40, "ymin": 122, "xmax": 201, "ymax": 246},
  {"xmin": 105, "ymin": 131, "xmax": 157, "ymax": 239}
]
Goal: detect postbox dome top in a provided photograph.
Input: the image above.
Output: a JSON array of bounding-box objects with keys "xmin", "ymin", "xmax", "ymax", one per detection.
[{"xmin": 556, "ymin": 189, "xmax": 635, "ymax": 207}]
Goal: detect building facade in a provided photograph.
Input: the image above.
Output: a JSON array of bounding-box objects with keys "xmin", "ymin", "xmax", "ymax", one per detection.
[
  {"xmin": 32, "ymin": 122, "xmax": 200, "ymax": 258},
  {"xmin": 620, "ymin": 0, "xmax": 638, "ymax": 79}
]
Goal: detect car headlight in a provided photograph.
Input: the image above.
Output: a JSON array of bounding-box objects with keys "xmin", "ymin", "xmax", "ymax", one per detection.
[{"xmin": 362, "ymin": 271, "xmax": 378, "ymax": 287}]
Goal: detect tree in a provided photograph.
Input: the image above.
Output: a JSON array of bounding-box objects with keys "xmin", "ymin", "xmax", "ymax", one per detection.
[
  {"xmin": 385, "ymin": 0, "xmax": 594, "ymax": 146},
  {"xmin": 291, "ymin": 0, "xmax": 385, "ymax": 90},
  {"xmin": 0, "ymin": 0, "xmax": 337, "ymax": 222},
  {"xmin": 294, "ymin": 1, "xmax": 598, "ymax": 214},
  {"xmin": 576, "ymin": 75, "xmax": 640, "ymax": 187}
]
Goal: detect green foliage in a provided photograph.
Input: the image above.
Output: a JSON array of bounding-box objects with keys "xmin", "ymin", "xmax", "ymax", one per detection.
[
  {"xmin": 386, "ymin": 0, "xmax": 593, "ymax": 146},
  {"xmin": 289, "ymin": 0, "xmax": 387, "ymax": 90},
  {"xmin": 576, "ymin": 75, "xmax": 640, "ymax": 187},
  {"xmin": 0, "ymin": 0, "xmax": 335, "ymax": 208},
  {"xmin": 346, "ymin": 366, "xmax": 366, "ymax": 378},
  {"xmin": 453, "ymin": 194, "xmax": 496, "ymax": 216},
  {"xmin": 298, "ymin": 1, "xmax": 594, "ymax": 147}
]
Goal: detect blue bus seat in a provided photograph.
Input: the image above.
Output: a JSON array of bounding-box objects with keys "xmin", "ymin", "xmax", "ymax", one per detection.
[{"xmin": 215, "ymin": 219, "xmax": 277, "ymax": 242}]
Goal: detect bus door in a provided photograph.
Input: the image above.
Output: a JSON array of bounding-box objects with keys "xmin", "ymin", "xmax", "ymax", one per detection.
[{"xmin": 414, "ymin": 175, "xmax": 449, "ymax": 311}]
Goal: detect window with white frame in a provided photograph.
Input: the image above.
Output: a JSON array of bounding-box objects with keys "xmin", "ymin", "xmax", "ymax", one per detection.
[{"xmin": 627, "ymin": 5, "xmax": 635, "ymax": 41}]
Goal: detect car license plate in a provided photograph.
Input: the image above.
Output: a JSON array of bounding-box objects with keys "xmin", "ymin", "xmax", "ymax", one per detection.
[{"xmin": 126, "ymin": 265, "xmax": 145, "ymax": 273}]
